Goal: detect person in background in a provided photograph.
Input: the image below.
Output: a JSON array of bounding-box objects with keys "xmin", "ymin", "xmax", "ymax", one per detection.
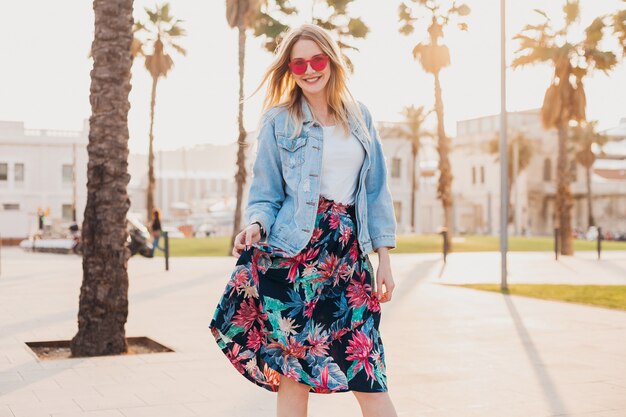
[{"xmin": 150, "ymin": 209, "xmax": 163, "ymax": 256}]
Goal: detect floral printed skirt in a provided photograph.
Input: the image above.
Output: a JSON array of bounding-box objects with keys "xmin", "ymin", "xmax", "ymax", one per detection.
[{"xmin": 209, "ymin": 195, "xmax": 387, "ymax": 393}]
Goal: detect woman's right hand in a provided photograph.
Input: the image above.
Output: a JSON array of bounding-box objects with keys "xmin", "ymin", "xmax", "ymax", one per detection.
[{"xmin": 232, "ymin": 223, "xmax": 262, "ymax": 257}]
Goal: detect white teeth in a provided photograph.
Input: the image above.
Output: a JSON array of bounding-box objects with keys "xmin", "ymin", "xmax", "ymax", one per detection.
[{"xmin": 304, "ymin": 76, "xmax": 321, "ymax": 83}]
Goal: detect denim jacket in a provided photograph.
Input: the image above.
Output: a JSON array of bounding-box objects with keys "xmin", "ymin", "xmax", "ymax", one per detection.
[{"xmin": 244, "ymin": 99, "xmax": 397, "ymax": 257}]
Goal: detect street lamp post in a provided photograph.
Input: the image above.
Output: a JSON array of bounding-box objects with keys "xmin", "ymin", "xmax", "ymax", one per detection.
[
  {"xmin": 500, "ymin": 0, "xmax": 509, "ymax": 290},
  {"xmin": 72, "ymin": 142, "xmax": 77, "ymax": 222}
]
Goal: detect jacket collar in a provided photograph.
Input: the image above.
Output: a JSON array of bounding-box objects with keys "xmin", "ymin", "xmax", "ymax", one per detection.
[
  {"xmin": 300, "ymin": 98, "xmax": 364, "ymax": 139},
  {"xmin": 300, "ymin": 98, "xmax": 315, "ymax": 124}
]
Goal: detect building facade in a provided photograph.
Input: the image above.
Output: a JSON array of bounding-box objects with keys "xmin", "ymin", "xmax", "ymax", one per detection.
[
  {"xmin": 0, "ymin": 120, "xmax": 88, "ymax": 239},
  {"xmin": 7, "ymin": 113, "xmax": 620, "ymax": 240},
  {"xmin": 449, "ymin": 110, "xmax": 626, "ymax": 236},
  {"xmin": 376, "ymin": 122, "xmax": 441, "ymax": 234}
]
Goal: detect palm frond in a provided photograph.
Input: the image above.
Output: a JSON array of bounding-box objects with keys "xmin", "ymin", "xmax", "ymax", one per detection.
[
  {"xmin": 533, "ymin": 9, "xmax": 549, "ymax": 20},
  {"xmin": 160, "ymin": 3, "xmax": 172, "ymax": 23},
  {"xmin": 166, "ymin": 24, "xmax": 186, "ymax": 38},
  {"xmin": 563, "ymin": 0, "xmax": 580, "ymax": 26},
  {"xmin": 170, "ymin": 43, "xmax": 187, "ymax": 56},
  {"xmin": 584, "ymin": 49, "xmax": 618, "ymax": 72},
  {"xmin": 511, "ymin": 46, "xmax": 554, "ymax": 68},
  {"xmin": 347, "ymin": 17, "xmax": 369, "ymax": 39},
  {"xmin": 584, "ymin": 17, "xmax": 605, "ymax": 49}
]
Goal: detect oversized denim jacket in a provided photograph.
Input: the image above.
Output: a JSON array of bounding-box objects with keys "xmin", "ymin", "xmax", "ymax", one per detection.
[{"xmin": 244, "ymin": 99, "xmax": 397, "ymax": 257}]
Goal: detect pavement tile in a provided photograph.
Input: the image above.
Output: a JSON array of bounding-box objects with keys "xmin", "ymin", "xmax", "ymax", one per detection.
[
  {"xmin": 52, "ymin": 411, "xmax": 126, "ymax": 417},
  {"xmin": 118, "ymin": 404, "xmax": 196, "ymax": 417},
  {"xmin": 73, "ymin": 394, "xmax": 146, "ymax": 412},
  {"xmin": 0, "ymin": 390, "xmax": 40, "ymax": 407},
  {"xmin": 0, "ymin": 406, "xmax": 13, "ymax": 417},
  {"xmin": 9, "ymin": 399, "xmax": 82, "ymax": 417}
]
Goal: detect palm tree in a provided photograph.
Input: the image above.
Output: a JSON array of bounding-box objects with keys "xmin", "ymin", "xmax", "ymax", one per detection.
[
  {"xmin": 487, "ymin": 131, "xmax": 535, "ymax": 227},
  {"xmin": 226, "ymin": 0, "xmax": 267, "ymax": 252},
  {"xmin": 387, "ymin": 105, "xmax": 432, "ymax": 232},
  {"xmin": 133, "ymin": 3, "xmax": 187, "ymax": 221},
  {"xmin": 512, "ymin": 0, "xmax": 618, "ymax": 255},
  {"xmin": 71, "ymin": 0, "xmax": 134, "ymax": 357},
  {"xmin": 571, "ymin": 121, "xmax": 607, "ymax": 228},
  {"xmin": 398, "ymin": 1, "xmax": 470, "ymax": 244}
]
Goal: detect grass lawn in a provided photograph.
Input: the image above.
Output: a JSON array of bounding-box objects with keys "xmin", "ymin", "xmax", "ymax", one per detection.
[
  {"xmin": 394, "ymin": 234, "xmax": 626, "ymax": 253},
  {"xmin": 446, "ymin": 284, "xmax": 626, "ymax": 312},
  {"xmin": 156, "ymin": 234, "xmax": 626, "ymax": 257},
  {"xmin": 154, "ymin": 235, "xmax": 232, "ymax": 257}
]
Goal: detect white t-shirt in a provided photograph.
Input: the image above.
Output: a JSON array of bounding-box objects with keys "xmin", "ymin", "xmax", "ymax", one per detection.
[{"xmin": 319, "ymin": 124, "xmax": 366, "ymax": 205}]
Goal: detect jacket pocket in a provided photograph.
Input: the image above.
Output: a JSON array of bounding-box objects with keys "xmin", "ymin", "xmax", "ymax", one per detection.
[{"xmin": 276, "ymin": 134, "xmax": 307, "ymax": 168}]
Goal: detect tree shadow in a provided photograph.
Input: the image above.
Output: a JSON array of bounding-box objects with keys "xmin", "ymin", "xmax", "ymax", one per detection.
[{"xmin": 383, "ymin": 258, "xmax": 440, "ymax": 312}]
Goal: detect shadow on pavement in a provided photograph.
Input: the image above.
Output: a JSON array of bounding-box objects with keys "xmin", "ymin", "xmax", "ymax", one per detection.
[{"xmin": 504, "ymin": 295, "xmax": 570, "ymax": 416}]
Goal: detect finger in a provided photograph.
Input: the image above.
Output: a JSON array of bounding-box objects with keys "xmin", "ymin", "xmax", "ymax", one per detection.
[
  {"xmin": 245, "ymin": 229, "xmax": 252, "ymax": 247},
  {"xmin": 386, "ymin": 282, "xmax": 395, "ymax": 301}
]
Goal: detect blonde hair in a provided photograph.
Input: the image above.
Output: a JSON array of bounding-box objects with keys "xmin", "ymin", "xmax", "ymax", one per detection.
[{"xmin": 251, "ymin": 23, "xmax": 370, "ymax": 141}]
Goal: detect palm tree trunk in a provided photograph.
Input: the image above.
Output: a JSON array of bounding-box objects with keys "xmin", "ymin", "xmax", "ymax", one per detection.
[
  {"xmin": 411, "ymin": 144, "xmax": 417, "ymax": 232},
  {"xmin": 146, "ymin": 75, "xmax": 158, "ymax": 221},
  {"xmin": 230, "ymin": 25, "xmax": 247, "ymax": 253},
  {"xmin": 556, "ymin": 121, "xmax": 573, "ymax": 255},
  {"xmin": 71, "ymin": 0, "xmax": 133, "ymax": 357},
  {"xmin": 433, "ymin": 72, "xmax": 453, "ymax": 242},
  {"xmin": 585, "ymin": 166, "xmax": 595, "ymax": 228}
]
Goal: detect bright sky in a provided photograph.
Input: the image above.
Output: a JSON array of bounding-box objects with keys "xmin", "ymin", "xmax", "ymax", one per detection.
[{"xmin": 1, "ymin": 1, "xmax": 624, "ymax": 154}]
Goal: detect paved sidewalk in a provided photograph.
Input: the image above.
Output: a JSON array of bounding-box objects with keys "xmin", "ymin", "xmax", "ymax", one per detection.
[
  {"xmin": 0, "ymin": 248, "xmax": 625, "ymax": 417},
  {"xmin": 421, "ymin": 250, "xmax": 626, "ymax": 285}
]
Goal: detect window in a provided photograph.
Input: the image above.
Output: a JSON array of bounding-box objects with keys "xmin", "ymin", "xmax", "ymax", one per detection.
[
  {"xmin": 472, "ymin": 167, "xmax": 476, "ymax": 185},
  {"xmin": 2, "ymin": 203, "xmax": 20, "ymax": 210},
  {"xmin": 0, "ymin": 163, "xmax": 7, "ymax": 181},
  {"xmin": 391, "ymin": 157, "xmax": 402, "ymax": 178},
  {"xmin": 62, "ymin": 164, "xmax": 73, "ymax": 184},
  {"xmin": 393, "ymin": 201, "xmax": 402, "ymax": 223},
  {"xmin": 14, "ymin": 163, "xmax": 24, "ymax": 182},
  {"xmin": 570, "ymin": 160, "xmax": 578, "ymax": 182},
  {"xmin": 62, "ymin": 204, "xmax": 73, "ymax": 221},
  {"xmin": 543, "ymin": 158, "xmax": 552, "ymax": 182},
  {"xmin": 480, "ymin": 166, "xmax": 485, "ymax": 184}
]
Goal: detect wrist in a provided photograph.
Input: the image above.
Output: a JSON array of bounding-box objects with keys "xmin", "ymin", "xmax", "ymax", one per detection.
[
  {"xmin": 375, "ymin": 247, "xmax": 390, "ymax": 260},
  {"xmin": 250, "ymin": 221, "xmax": 266, "ymax": 239}
]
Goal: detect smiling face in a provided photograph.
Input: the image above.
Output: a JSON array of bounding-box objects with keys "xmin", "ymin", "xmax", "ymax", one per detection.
[{"xmin": 289, "ymin": 39, "xmax": 331, "ymax": 99}]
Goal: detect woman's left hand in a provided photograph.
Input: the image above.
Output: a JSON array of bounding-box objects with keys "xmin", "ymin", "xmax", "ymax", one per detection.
[{"xmin": 374, "ymin": 248, "xmax": 395, "ymax": 303}]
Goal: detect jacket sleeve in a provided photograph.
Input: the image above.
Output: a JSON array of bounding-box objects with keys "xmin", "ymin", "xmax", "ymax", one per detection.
[
  {"xmin": 243, "ymin": 111, "xmax": 285, "ymax": 239},
  {"xmin": 361, "ymin": 103, "xmax": 397, "ymax": 251}
]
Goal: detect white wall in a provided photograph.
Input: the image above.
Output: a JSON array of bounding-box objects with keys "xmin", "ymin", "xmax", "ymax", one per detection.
[{"xmin": 0, "ymin": 124, "xmax": 88, "ymax": 238}]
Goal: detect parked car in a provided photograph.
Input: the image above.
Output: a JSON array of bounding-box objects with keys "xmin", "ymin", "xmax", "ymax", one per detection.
[
  {"xmin": 162, "ymin": 226, "xmax": 185, "ymax": 239},
  {"xmin": 194, "ymin": 223, "xmax": 216, "ymax": 237},
  {"xmin": 20, "ymin": 214, "xmax": 153, "ymax": 257}
]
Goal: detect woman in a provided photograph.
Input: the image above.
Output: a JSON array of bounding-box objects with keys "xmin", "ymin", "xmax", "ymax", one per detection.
[
  {"xmin": 150, "ymin": 209, "xmax": 162, "ymax": 256},
  {"xmin": 210, "ymin": 23, "xmax": 398, "ymax": 417}
]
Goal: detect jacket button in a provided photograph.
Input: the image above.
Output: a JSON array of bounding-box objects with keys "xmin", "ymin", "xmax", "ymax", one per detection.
[{"xmin": 302, "ymin": 228, "xmax": 311, "ymax": 232}]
